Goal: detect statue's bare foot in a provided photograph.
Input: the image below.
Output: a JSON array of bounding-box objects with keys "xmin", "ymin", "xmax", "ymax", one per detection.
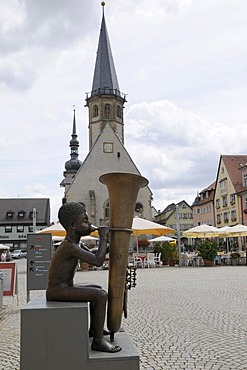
[
  {"xmin": 91, "ymin": 337, "xmax": 121, "ymax": 353},
  {"xmin": 89, "ymin": 329, "xmax": 110, "ymax": 338}
]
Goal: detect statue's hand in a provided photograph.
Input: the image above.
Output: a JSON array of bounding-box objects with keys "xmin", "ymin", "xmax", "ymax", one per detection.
[{"xmin": 98, "ymin": 226, "xmax": 109, "ymax": 240}]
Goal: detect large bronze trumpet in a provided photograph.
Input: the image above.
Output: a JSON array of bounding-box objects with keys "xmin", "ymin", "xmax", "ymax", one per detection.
[{"xmin": 99, "ymin": 172, "xmax": 148, "ymax": 340}]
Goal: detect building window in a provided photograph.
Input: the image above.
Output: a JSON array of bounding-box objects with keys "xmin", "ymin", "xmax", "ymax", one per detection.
[
  {"xmin": 29, "ymin": 210, "xmax": 38, "ymax": 219},
  {"xmin": 29, "ymin": 226, "xmax": 33, "ymax": 232},
  {"xmin": 104, "ymin": 104, "xmax": 111, "ymax": 118},
  {"xmin": 18, "ymin": 210, "xmax": 26, "ymax": 218},
  {"xmin": 243, "ymin": 173, "xmax": 247, "ymax": 187},
  {"xmin": 216, "ymin": 214, "xmax": 221, "ymax": 224},
  {"xmin": 6, "ymin": 210, "xmax": 14, "ymax": 219},
  {"xmin": 230, "ymin": 194, "xmax": 235, "ymax": 204},
  {"xmin": 223, "ymin": 212, "xmax": 228, "ymax": 223},
  {"xmin": 104, "ymin": 201, "xmax": 110, "ymax": 219},
  {"xmin": 220, "ymin": 179, "xmax": 227, "ymax": 194},
  {"xmin": 5, "ymin": 225, "xmax": 12, "ymax": 233},
  {"xmin": 135, "ymin": 202, "xmax": 143, "ymax": 213},
  {"xmin": 17, "ymin": 225, "xmax": 24, "ymax": 232},
  {"xmin": 93, "ymin": 105, "xmax": 99, "ymax": 117},
  {"xmin": 222, "ymin": 195, "xmax": 228, "ymax": 207},
  {"xmin": 216, "ymin": 199, "xmax": 220, "ymax": 208},
  {"xmin": 231, "ymin": 210, "xmax": 237, "ymax": 221},
  {"xmin": 117, "ymin": 105, "xmax": 122, "ymax": 118}
]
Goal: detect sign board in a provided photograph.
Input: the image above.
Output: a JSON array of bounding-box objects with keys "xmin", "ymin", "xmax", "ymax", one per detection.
[
  {"xmin": 0, "ymin": 262, "xmax": 17, "ymax": 296},
  {"xmin": 27, "ymin": 234, "xmax": 52, "ymax": 291}
]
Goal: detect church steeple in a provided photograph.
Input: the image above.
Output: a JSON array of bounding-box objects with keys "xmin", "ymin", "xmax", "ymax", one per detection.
[
  {"xmin": 91, "ymin": 2, "xmax": 120, "ymax": 95},
  {"xmin": 86, "ymin": 2, "xmax": 127, "ymax": 149},
  {"xmin": 60, "ymin": 108, "xmax": 82, "ymax": 191},
  {"xmin": 65, "ymin": 108, "xmax": 82, "ymax": 171}
]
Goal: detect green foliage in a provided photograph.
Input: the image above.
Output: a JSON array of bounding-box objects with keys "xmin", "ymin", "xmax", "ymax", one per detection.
[
  {"xmin": 197, "ymin": 240, "xmax": 218, "ymax": 261},
  {"xmin": 153, "ymin": 241, "xmax": 178, "ymax": 263}
]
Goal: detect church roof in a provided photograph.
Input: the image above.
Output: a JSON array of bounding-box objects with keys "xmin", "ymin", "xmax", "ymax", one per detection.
[{"xmin": 89, "ymin": 5, "xmax": 126, "ymax": 100}]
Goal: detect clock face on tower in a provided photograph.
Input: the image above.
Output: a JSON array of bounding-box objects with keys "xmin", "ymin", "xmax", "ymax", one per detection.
[{"xmin": 103, "ymin": 142, "xmax": 113, "ymax": 153}]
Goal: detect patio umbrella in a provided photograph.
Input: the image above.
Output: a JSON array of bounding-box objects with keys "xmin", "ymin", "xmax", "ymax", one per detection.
[
  {"xmin": 217, "ymin": 226, "xmax": 232, "ymax": 236},
  {"xmin": 37, "ymin": 223, "xmax": 66, "ymax": 237},
  {"xmin": 225, "ymin": 224, "xmax": 247, "ymax": 237},
  {"xmin": 183, "ymin": 224, "xmax": 219, "ymax": 238},
  {"xmin": 131, "ymin": 217, "xmax": 175, "ymax": 254},
  {"xmin": 132, "ymin": 217, "xmax": 175, "ymax": 236},
  {"xmin": 148, "ymin": 236, "xmax": 176, "ymax": 242}
]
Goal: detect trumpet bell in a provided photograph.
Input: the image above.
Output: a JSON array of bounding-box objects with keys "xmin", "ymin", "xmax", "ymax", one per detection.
[{"xmin": 100, "ymin": 172, "xmax": 148, "ymax": 335}]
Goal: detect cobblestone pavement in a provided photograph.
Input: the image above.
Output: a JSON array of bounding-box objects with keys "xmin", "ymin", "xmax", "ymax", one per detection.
[{"xmin": 1, "ymin": 259, "xmax": 247, "ymax": 369}]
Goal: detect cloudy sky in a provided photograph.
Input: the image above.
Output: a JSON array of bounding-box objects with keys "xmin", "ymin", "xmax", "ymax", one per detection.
[{"xmin": 1, "ymin": 0, "xmax": 247, "ymax": 221}]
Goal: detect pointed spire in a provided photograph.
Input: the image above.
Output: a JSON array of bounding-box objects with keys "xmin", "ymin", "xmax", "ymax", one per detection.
[
  {"xmin": 65, "ymin": 107, "xmax": 82, "ymax": 171},
  {"xmin": 91, "ymin": 3, "xmax": 120, "ymax": 94}
]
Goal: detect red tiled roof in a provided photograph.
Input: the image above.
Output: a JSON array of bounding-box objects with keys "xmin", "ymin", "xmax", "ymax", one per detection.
[{"xmin": 222, "ymin": 155, "xmax": 247, "ymax": 194}]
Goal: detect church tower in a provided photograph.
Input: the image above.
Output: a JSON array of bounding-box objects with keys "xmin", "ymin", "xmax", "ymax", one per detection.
[
  {"xmin": 61, "ymin": 3, "xmax": 153, "ymax": 226},
  {"xmin": 60, "ymin": 108, "xmax": 82, "ymax": 192},
  {"xmin": 85, "ymin": 2, "xmax": 126, "ymax": 149}
]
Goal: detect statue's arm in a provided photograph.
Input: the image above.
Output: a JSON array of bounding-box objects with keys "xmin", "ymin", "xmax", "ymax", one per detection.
[{"xmin": 75, "ymin": 227, "xmax": 109, "ymax": 267}]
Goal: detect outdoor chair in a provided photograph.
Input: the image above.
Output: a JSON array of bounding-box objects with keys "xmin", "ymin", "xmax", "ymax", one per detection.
[
  {"xmin": 182, "ymin": 253, "xmax": 193, "ymax": 267},
  {"xmin": 154, "ymin": 252, "xmax": 162, "ymax": 267},
  {"xmin": 132, "ymin": 253, "xmax": 144, "ymax": 268},
  {"xmin": 144, "ymin": 253, "xmax": 156, "ymax": 268}
]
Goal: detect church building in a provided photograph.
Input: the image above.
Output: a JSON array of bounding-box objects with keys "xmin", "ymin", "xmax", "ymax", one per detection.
[{"xmin": 60, "ymin": 4, "xmax": 153, "ymax": 226}]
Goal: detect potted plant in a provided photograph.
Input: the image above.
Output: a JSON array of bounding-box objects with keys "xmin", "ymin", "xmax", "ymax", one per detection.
[
  {"xmin": 197, "ymin": 240, "xmax": 218, "ymax": 267},
  {"xmin": 153, "ymin": 241, "xmax": 178, "ymax": 266}
]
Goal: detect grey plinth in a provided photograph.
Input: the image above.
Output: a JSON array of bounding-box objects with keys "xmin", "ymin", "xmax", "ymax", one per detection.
[{"xmin": 20, "ymin": 296, "xmax": 139, "ymax": 370}]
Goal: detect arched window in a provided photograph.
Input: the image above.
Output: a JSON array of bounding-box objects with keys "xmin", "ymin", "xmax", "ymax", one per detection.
[
  {"xmin": 117, "ymin": 105, "xmax": 122, "ymax": 118},
  {"xmin": 135, "ymin": 202, "xmax": 143, "ymax": 213},
  {"xmin": 93, "ymin": 105, "xmax": 98, "ymax": 117},
  {"xmin": 104, "ymin": 104, "xmax": 111, "ymax": 118}
]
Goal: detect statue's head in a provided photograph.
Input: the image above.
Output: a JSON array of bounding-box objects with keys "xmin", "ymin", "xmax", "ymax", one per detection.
[{"xmin": 58, "ymin": 202, "xmax": 86, "ymax": 231}]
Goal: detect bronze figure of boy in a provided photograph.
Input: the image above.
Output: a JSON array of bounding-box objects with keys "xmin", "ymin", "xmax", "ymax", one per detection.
[{"xmin": 46, "ymin": 202, "xmax": 121, "ymax": 353}]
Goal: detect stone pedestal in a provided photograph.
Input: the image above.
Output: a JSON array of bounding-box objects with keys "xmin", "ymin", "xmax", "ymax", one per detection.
[{"xmin": 20, "ymin": 296, "xmax": 139, "ymax": 370}]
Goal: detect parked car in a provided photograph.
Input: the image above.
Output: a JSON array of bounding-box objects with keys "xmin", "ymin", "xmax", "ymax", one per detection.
[{"xmin": 11, "ymin": 249, "xmax": 27, "ymax": 259}]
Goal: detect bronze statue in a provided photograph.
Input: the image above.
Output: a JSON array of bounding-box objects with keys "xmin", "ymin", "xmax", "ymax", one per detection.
[{"xmin": 46, "ymin": 202, "xmax": 121, "ymax": 353}]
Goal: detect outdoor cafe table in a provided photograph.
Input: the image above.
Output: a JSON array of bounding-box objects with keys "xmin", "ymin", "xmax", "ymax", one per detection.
[
  {"xmin": 192, "ymin": 255, "xmax": 203, "ymax": 266},
  {"xmin": 137, "ymin": 254, "xmax": 147, "ymax": 262}
]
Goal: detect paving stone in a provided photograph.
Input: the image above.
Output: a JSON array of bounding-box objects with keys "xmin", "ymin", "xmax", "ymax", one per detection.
[{"xmin": 1, "ymin": 261, "xmax": 247, "ymax": 369}]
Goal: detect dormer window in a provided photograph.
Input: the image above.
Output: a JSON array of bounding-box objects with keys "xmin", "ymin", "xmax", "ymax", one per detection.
[
  {"xmin": 6, "ymin": 210, "xmax": 14, "ymax": 219},
  {"xmin": 29, "ymin": 210, "xmax": 38, "ymax": 219},
  {"xmin": 18, "ymin": 210, "xmax": 26, "ymax": 218}
]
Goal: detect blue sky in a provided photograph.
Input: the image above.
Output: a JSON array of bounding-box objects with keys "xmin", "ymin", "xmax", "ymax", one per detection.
[{"xmin": 1, "ymin": 0, "xmax": 247, "ymax": 220}]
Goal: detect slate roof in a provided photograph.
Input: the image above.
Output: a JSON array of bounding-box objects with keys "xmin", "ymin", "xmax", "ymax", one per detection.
[
  {"xmin": 91, "ymin": 11, "xmax": 120, "ymax": 93},
  {"xmin": 0, "ymin": 198, "xmax": 50, "ymax": 225},
  {"xmin": 192, "ymin": 181, "xmax": 215, "ymax": 206}
]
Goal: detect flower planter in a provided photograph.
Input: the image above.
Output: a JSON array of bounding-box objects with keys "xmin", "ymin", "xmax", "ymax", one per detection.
[
  {"xmin": 203, "ymin": 259, "xmax": 214, "ymax": 267},
  {"xmin": 168, "ymin": 260, "xmax": 176, "ymax": 266}
]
